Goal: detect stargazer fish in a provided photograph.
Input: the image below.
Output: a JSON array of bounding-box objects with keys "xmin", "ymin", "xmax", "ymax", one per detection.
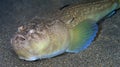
[{"xmin": 11, "ymin": 0, "xmax": 120, "ymax": 61}]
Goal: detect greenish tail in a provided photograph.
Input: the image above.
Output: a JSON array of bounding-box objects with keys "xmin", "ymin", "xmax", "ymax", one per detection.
[
  {"xmin": 118, "ymin": 0, "xmax": 120, "ymax": 8},
  {"xmin": 119, "ymin": 0, "xmax": 120, "ymax": 6},
  {"xmin": 112, "ymin": 0, "xmax": 120, "ymax": 9},
  {"xmin": 116, "ymin": 0, "xmax": 120, "ymax": 9}
]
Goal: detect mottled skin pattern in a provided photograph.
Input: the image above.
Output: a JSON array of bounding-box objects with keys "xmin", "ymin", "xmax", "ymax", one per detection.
[
  {"xmin": 59, "ymin": 0, "xmax": 120, "ymax": 28},
  {"xmin": 11, "ymin": 0, "xmax": 120, "ymax": 61}
]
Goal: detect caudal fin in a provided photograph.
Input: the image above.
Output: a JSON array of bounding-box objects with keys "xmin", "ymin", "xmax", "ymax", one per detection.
[
  {"xmin": 112, "ymin": 0, "xmax": 120, "ymax": 9},
  {"xmin": 117, "ymin": 0, "xmax": 120, "ymax": 7},
  {"xmin": 115, "ymin": 0, "xmax": 120, "ymax": 9}
]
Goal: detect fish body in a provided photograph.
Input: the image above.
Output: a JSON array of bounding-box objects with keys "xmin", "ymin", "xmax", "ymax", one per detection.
[
  {"xmin": 11, "ymin": 0, "xmax": 120, "ymax": 61},
  {"xmin": 59, "ymin": 0, "xmax": 120, "ymax": 28},
  {"xmin": 59, "ymin": 0, "xmax": 120, "ymax": 53}
]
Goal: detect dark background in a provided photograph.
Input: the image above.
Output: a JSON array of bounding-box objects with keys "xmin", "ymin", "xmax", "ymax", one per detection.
[{"xmin": 0, "ymin": 0, "xmax": 120, "ymax": 67}]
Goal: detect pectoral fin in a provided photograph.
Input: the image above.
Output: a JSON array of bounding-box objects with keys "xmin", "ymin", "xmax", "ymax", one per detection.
[{"xmin": 66, "ymin": 20, "xmax": 98, "ymax": 53}]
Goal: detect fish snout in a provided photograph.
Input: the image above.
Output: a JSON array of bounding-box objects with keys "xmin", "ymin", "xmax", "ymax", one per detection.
[
  {"xmin": 11, "ymin": 34, "xmax": 26, "ymax": 44},
  {"xmin": 10, "ymin": 34, "xmax": 29, "ymax": 51}
]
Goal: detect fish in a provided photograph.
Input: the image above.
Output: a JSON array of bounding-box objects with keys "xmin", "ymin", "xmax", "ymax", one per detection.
[{"xmin": 11, "ymin": 0, "xmax": 120, "ymax": 61}]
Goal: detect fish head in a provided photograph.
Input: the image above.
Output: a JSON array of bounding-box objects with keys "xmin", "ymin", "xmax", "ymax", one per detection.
[
  {"xmin": 11, "ymin": 25, "xmax": 50, "ymax": 61},
  {"xmin": 11, "ymin": 17, "xmax": 69, "ymax": 61}
]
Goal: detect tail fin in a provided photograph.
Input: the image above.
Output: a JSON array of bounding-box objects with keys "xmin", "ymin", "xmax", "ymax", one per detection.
[
  {"xmin": 116, "ymin": 0, "xmax": 120, "ymax": 9},
  {"xmin": 117, "ymin": 0, "xmax": 120, "ymax": 9},
  {"xmin": 112, "ymin": 0, "xmax": 120, "ymax": 9}
]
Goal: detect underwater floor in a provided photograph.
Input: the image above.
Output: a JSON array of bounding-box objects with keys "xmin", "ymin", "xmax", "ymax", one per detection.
[{"xmin": 0, "ymin": 0, "xmax": 120, "ymax": 67}]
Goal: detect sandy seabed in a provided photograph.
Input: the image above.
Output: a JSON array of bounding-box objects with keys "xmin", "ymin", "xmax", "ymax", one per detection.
[{"xmin": 0, "ymin": 0, "xmax": 120, "ymax": 67}]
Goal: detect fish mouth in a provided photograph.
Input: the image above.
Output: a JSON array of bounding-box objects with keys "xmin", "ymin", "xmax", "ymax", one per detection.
[
  {"xmin": 10, "ymin": 34, "xmax": 28, "ymax": 51},
  {"xmin": 11, "ymin": 34, "xmax": 26, "ymax": 44},
  {"xmin": 10, "ymin": 28, "xmax": 46, "ymax": 49},
  {"xmin": 11, "ymin": 29, "xmax": 36, "ymax": 45}
]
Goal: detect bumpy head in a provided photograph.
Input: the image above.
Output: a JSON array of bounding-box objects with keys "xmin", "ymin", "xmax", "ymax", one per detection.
[
  {"xmin": 11, "ymin": 17, "xmax": 69, "ymax": 61},
  {"xmin": 11, "ymin": 19, "xmax": 50, "ymax": 61},
  {"xmin": 11, "ymin": 25, "xmax": 50, "ymax": 61}
]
